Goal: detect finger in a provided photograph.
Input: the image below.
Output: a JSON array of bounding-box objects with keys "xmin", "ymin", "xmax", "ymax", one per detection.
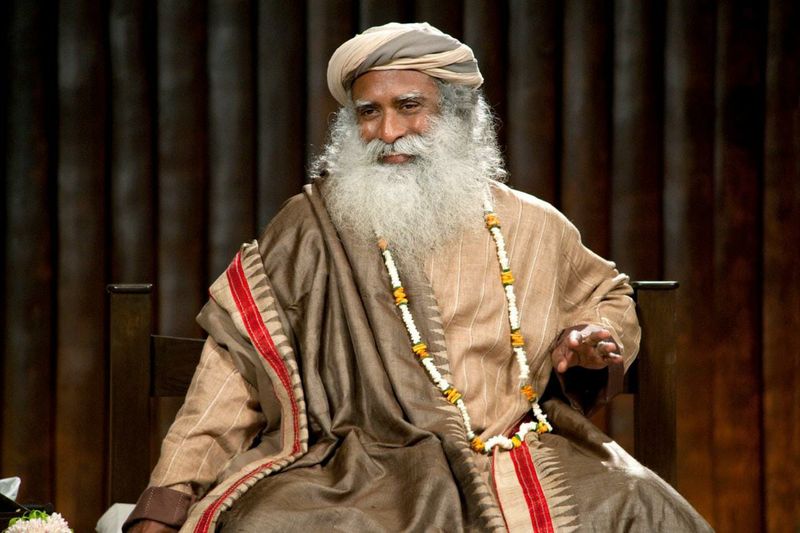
[
  {"xmin": 556, "ymin": 347, "xmax": 575, "ymax": 373},
  {"xmin": 552, "ymin": 343, "xmax": 576, "ymax": 373},
  {"xmin": 554, "ymin": 354, "xmax": 568, "ymax": 373},
  {"xmin": 579, "ymin": 343, "xmax": 620, "ymax": 369},
  {"xmin": 586, "ymin": 329, "xmax": 612, "ymax": 344},
  {"xmin": 567, "ymin": 330, "xmax": 582, "ymax": 348},
  {"xmin": 595, "ymin": 340, "xmax": 618, "ymax": 356}
]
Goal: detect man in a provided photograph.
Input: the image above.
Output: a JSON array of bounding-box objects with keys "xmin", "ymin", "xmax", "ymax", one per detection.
[{"xmin": 126, "ymin": 22, "xmax": 711, "ymax": 532}]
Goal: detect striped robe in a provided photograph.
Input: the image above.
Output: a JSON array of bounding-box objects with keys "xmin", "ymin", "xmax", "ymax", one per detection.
[{"xmin": 124, "ymin": 182, "xmax": 711, "ymax": 532}]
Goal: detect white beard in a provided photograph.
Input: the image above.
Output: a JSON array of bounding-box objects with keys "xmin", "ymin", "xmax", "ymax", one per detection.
[{"xmin": 319, "ymin": 109, "xmax": 502, "ymax": 264}]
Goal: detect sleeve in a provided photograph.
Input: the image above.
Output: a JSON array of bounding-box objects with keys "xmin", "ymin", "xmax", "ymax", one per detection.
[
  {"xmin": 125, "ymin": 193, "xmax": 316, "ymax": 531},
  {"xmin": 553, "ymin": 222, "xmax": 641, "ymax": 414},
  {"xmin": 123, "ymin": 337, "xmax": 266, "ymax": 531}
]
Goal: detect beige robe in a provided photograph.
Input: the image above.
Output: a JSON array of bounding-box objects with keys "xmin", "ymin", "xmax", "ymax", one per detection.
[
  {"xmin": 427, "ymin": 184, "xmax": 637, "ymax": 440},
  {"xmin": 125, "ymin": 182, "xmax": 710, "ymax": 533}
]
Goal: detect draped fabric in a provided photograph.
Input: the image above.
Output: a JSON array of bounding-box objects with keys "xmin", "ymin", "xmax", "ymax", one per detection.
[
  {"xmin": 127, "ymin": 182, "xmax": 711, "ymax": 532},
  {"xmin": 188, "ymin": 183, "xmax": 507, "ymax": 531}
]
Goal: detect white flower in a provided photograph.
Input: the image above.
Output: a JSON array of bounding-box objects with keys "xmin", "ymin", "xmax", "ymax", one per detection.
[
  {"xmin": 6, "ymin": 512, "xmax": 71, "ymax": 533},
  {"xmin": 383, "ymin": 251, "xmax": 402, "ymax": 287}
]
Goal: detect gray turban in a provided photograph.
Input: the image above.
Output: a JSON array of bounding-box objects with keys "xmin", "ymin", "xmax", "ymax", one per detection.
[{"xmin": 327, "ymin": 22, "xmax": 484, "ymax": 106}]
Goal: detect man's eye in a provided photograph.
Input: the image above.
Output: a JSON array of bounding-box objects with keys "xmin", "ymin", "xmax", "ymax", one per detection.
[
  {"xmin": 358, "ymin": 108, "xmax": 377, "ymax": 119},
  {"xmin": 400, "ymin": 102, "xmax": 420, "ymax": 111}
]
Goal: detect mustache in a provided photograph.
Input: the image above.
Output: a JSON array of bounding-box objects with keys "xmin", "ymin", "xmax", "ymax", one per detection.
[{"xmin": 364, "ymin": 133, "xmax": 434, "ymax": 161}]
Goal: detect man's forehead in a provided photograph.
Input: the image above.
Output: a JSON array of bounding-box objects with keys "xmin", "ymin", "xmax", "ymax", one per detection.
[
  {"xmin": 353, "ymin": 91, "xmax": 427, "ymax": 107},
  {"xmin": 350, "ymin": 70, "xmax": 439, "ymax": 102}
]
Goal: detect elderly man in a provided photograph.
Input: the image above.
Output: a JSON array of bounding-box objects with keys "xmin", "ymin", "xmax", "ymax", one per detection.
[{"xmin": 126, "ymin": 23, "xmax": 710, "ymax": 532}]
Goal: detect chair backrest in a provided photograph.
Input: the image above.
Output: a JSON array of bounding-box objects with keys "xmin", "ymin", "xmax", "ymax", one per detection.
[
  {"xmin": 627, "ymin": 281, "xmax": 678, "ymax": 487},
  {"xmin": 106, "ymin": 284, "xmax": 204, "ymax": 505},
  {"xmin": 105, "ymin": 281, "xmax": 678, "ymax": 505}
]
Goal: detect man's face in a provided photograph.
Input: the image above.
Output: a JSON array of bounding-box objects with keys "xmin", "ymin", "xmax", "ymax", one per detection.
[{"xmin": 351, "ymin": 70, "xmax": 440, "ymax": 165}]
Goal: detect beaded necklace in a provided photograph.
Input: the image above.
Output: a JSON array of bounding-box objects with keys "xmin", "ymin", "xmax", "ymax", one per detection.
[{"xmin": 378, "ymin": 195, "xmax": 552, "ymax": 455}]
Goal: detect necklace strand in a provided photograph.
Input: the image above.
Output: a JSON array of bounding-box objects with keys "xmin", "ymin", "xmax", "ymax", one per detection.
[{"xmin": 378, "ymin": 195, "xmax": 552, "ymax": 455}]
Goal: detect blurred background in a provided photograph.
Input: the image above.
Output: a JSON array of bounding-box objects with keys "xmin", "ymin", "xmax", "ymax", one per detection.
[{"xmin": 1, "ymin": 0, "xmax": 798, "ymax": 531}]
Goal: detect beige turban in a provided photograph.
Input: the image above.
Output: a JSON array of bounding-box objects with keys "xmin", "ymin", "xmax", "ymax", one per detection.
[{"xmin": 327, "ymin": 22, "xmax": 483, "ymax": 106}]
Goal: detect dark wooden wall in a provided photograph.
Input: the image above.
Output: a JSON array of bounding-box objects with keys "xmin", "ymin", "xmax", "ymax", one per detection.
[{"xmin": 1, "ymin": 1, "xmax": 798, "ymax": 531}]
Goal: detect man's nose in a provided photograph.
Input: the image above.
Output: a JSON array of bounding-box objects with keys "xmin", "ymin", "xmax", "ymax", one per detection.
[{"xmin": 378, "ymin": 112, "xmax": 407, "ymax": 144}]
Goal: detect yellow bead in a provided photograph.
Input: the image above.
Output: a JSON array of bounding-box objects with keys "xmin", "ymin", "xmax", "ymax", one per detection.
[
  {"xmin": 521, "ymin": 385, "xmax": 537, "ymax": 402},
  {"xmin": 484, "ymin": 213, "xmax": 500, "ymax": 228},
  {"xmin": 412, "ymin": 344, "xmax": 429, "ymax": 359},
  {"xmin": 511, "ymin": 332, "xmax": 525, "ymax": 347},
  {"xmin": 443, "ymin": 387, "xmax": 462, "ymax": 404},
  {"xmin": 471, "ymin": 436, "xmax": 485, "ymax": 453}
]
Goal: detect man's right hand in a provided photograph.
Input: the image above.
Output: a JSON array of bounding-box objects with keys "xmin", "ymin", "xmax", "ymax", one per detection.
[{"xmin": 550, "ymin": 324, "xmax": 621, "ymax": 373}]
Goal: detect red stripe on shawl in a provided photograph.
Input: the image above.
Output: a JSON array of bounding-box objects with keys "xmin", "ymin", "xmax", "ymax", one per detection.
[
  {"xmin": 194, "ymin": 252, "xmax": 301, "ymax": 533},
  {"xmin": 226, "ymin": 252, "xmax": 300, "ymax": 453},
  {"xmin": 509, "ymin": 445, "xmax": 555, "ymax": 533},
  {"xmin": 193, "ymin": 459, "xmax": 276, "ymax": 533}
]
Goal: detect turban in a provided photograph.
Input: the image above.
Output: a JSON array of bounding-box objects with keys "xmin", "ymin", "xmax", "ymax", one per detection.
[{"xmin": 327, "ymin": 22, "xmax": 483, "ymax": 106}]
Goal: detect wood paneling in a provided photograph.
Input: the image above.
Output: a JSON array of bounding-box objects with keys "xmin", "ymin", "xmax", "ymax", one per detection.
[
  {"xmin": 359, "ymin": 0, "xmax": 410, "ymax": 29},
  {"xmin": 109, "ymin": 0, "xmax": 155, "ymax": 284},
  {"xmin": 663, "ymin": 0, "xmax": 717, "ymax": 520},
  {"xmin": 305, "ymin": 0, "xmax": 355, "ymax": 163},
  {"xmin": 55, "ymin": 1, "xmax": 107, "ymax": 530},
  {"xmin": 561, "ymin": 0, "xmax": 612, "ymax": 255},
  {"xmin": 256, "ymin": 1, "xmax": 306, "ymax": 227},
  {"xmin": 506, "ymin": 0, "xmax": 560, "ymax": 203},
  {"xmin": 463, "ymin": 0, "xmax": 506, "ymax": 130},
  {"xmin": 208, "ymin": 0, "xmax": 256, "ymax": 278},
  {"xmin": 2, "ymin": 0, "xmax": 55, "ymax": 506},
  {"xmin": 2, "ymin": 2, "xmax": 798, "ymax": 530},
  {"xmin": 611, "ymin": 0, "xmax": 663, "ymax": 281},
  {"xmin": 763, "ymin": 1, "xmax": 800, "ymax": 531},
  {"xmin": 414, "ymin": 0, "xmax": 463, "ymax": 40},
  {"xmin": 712, "ymin": 2, "xmax": 766, "ymax": 531},
  {"xmin": 156, "ymin": 0, "xmax": 207, "ymax": 336},
  {"xmin": 0, "ymin": 6, "xmax": 5, "ymax": 469}
]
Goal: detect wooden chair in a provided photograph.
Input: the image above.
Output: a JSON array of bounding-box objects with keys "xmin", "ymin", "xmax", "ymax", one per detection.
[
  {"xmin": 105, "ymin": 281, "xmax": 678, "ymax": 505},
  {"xmin": 106, "ymin": 284, "xmax": 205, "ymax": 506}
]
